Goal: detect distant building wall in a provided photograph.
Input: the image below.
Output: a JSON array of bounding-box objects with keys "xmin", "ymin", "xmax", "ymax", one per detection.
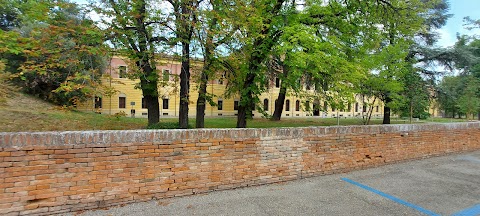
[
  {"xmin": 78, "ymin": 56, "xmax": 386, "ymax": 118},
  {"xmin": 0, "ymin": 122, "xmax": 479, "ymax": 215}
]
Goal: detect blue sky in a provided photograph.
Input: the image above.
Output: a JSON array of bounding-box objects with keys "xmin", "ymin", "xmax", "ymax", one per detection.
[{"xmin": 436, "ymin": 0, "xmax": 480, "ymax": 47}]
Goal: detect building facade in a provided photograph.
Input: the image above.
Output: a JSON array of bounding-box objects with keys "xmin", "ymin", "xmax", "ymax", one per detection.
[{"xmin": 79, "ymin": 56, "xmax": 393, "ymax": 119}]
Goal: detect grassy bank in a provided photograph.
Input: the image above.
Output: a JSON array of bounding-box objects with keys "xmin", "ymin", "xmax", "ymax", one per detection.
[{"xmin": 0, "ymin": 92, "xmax": 470, "ymax": 132}]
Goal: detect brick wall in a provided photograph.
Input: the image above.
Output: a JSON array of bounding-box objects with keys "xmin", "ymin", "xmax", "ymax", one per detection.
[{"xmin": 1, "ymin": 123, "xmax": 479, "ymax": 215}]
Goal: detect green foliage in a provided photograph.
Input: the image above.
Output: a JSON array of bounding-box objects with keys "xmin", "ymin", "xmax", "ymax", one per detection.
[
  {"xmin": 396, "ymin": 71, "xmax": 431, "ymax": 120},
  {"xmin": 0, "ymin": 0, "xmax": 108, "ymax": 106}
]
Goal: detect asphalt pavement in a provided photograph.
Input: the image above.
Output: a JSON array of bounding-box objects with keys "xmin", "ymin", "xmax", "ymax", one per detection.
[{"xmin": 77, "ymin": 150, "xmax": 480, "ymax": 216}]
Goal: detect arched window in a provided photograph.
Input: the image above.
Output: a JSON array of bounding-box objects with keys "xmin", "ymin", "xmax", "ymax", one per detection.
[
  {"xmin": 295, "ymin": 100, "xmax": 300, "ymax": 111},
  {"xmin": 264, "ymin": 99, "xmax": 269, "ymax": 111},
  {"xmin": 285, "ymin": 100, "xmax": 290, "ymax": 111}
]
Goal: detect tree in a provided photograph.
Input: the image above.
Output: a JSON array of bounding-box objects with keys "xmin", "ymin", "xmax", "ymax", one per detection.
[
  {"xmin": 397, "ymin": 70, "xmax": 431, "ymax": 121},
  {"xmin": 194, "ymin": 0, "xmax": 236, "ymax": 128},
  {"xmin": 93, "ymin": 0, "xmax": 166, "ymax": 126},
  {"xmin": 1, "ymin": 0, "xmax": 108, "ymax": 106},
  {"xmin": 164, "ymin": 0, "xmax": 202, "ymax": 129},
  {"xmin": 458, "ymin": 78, "xmax": 480, "ymax": 120}
]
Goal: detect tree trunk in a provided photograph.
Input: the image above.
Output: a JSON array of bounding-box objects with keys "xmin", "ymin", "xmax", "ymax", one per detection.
[
  {"xmin": 179, "ymin": 41, "xmax": 190, "ymax": 129},
  {"xmin": 196, "ymin": 71, "xmax": 208, "ymax": 128},
  {"xmin": 272, "ymin": 63, "xmax": 289, "ymax": 121},
  {"xmin": 383, "ymin": 96, "xmax": 392, "ymax": 124},
  {"xmin": 132, "ymin": 1, "xmax": 159, "ymax": 126},
  {"xmin": 272, "ymin": 87, "xmax": 286, "ymax": 121},
  {"xmin": 237, "ymin": 73, "xmax": 256, "ymax": 128},
  {"xmin": 409, "ymin": 101, "xmax": 413, "ymax": 124},
  {"xmin": 137, "ymin": 61, "xmax": 159, "ymax": 126}
]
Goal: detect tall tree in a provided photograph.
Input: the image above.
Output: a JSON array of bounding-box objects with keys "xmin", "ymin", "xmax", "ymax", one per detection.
[
  {"xmin": 194, "ymin": 0, "xmax": 236, "ymax": 128},
  {"xmin": 165, "ymin": 0, "xmax": 201, "ymax": 129},
  {"xmin": 93, "ymin": 0, "xmax": 167, "ymax": 126},
  {"xmin": 232, "ymin": 0, "xmax": 286, "ymax": 128}
]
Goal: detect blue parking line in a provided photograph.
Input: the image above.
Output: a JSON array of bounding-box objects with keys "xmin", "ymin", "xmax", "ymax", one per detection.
[
  {"xmin": 341, "ymin": 178, "xmax": 440, "ymax": 216},
  {"xmin": 452, "ymin": 204, "xmax": 480, "ymax": 216}
]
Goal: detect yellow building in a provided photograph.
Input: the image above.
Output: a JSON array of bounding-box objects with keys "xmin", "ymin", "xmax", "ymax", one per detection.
[{"xmin": 79, "ymin": 56, "xmax": 387, "ymax": 118}]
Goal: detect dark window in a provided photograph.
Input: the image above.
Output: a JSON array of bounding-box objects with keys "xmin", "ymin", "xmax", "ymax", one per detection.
[
  {"xmin": 142, "ymin": 97, "xmax": 147, "ymax": 109},
  {"xmin": 95, "ymin": 97, "xmax": 102, "ymax": 109},
  {"xmin": 119, "ymin": 97, "xmax": 126, "ymax": 108},
  {"xmin": 295, "ymin": 100, "xmax": 300, "ymax": 111},
  {"xmin": 234, "ymin": 100, "xmax": 239, "ymax": 110},
  {"xmin": 376, "ymin": 106, "xmax": 379, "ymax": 112},
  {"xmin": 275, "ymin": 78, "xmax": 280, "ymax": 88},
  {"xmin": 162, "ymin": 69, "xmax": 170, "ymax": 81},
  {"xmin": 218, "ymin": 100, "xmax": 223, "ymax": 110},
  {"xmin": 118, "ymin": 66, "xmax": 127, "ymax": 78},
  {"xmin": 355, "ymin": 103, "xmax": 359, "ymax": 112},
  {"xmin": 348, "ymin": 103, "xmax": 351, "ymax": 112},
  {"xmin": 285, "ymin": 100, "xmax": 290, "ymax": 111},
  {"xmin": 363, "ymin": 105, "xmax": 367, "ymax": 112},
  {"xmin": 332, "ymin": 107, "xmax": 335, "ymax": 112},
  {"xmin": 263, "ymin": 99, "xmax": 269, "ymax": 111},
  {"xmin": 306, "ymin": 101, "xmax": 310, "ymax": 111},
  {"xmin": 163, "ymin": 98, "xmax": 169, "ymax": 109}
]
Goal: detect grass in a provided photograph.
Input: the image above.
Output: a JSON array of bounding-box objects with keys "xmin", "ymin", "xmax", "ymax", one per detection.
[{"xmin": 0, "ymin": 90, "xmax": 472, "ymax": 132}]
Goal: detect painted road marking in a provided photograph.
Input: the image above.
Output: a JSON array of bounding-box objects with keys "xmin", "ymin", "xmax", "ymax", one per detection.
[
  {"xmin": 452, "ymin": 204, "xmax": 480, "ymax": 216},
  {"xmin": 341, "ymin": 178, "xmax": 440, "ymax": 216}
]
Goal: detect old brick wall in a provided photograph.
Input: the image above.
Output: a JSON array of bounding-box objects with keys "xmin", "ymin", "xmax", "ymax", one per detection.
[{"xmin": 0, "ymin": 123, "xmax": 479, "ymax": 215}]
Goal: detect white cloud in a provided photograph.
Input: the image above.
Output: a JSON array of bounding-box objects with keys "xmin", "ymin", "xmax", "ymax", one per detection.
[{"xmin": 435, "ymin": 28, "xmax": 456, "ymax": 48}]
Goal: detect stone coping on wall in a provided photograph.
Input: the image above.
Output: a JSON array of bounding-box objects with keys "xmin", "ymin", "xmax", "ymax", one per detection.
[{"xmin": 1, "ymin": 122, "xmax": 479, "ymax": 147}]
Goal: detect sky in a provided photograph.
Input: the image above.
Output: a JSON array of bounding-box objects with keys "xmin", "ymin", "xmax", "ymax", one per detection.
[
  {"xmin": 73, "ymin": 0, "xmax": 479, "ymax": 48},
  {"xmin": 435, "ymin": 0, "xmax": 480, "ymax": 47}
]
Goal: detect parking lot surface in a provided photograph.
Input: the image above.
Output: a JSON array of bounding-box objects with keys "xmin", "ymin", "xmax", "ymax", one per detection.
[{"xmin": 78, "ymin": 150, "xmax": 480, "ymax": 216}]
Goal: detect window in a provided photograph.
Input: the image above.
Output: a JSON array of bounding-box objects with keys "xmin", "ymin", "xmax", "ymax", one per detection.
[
  {"xmin": 355, "ymin": 103, "xmax": 359, "ymax": 112},
  {"xmin": 142, "ymin": 97, "xmax": 147, "ymax": 109},
  {"xmin": 275, "ymin": 78, "xmax": 280, "ymax": 88},
  {"xmin": 263, "ymin": 99, "xmax": 269, "ymax": 111},
  {"xmin": 163, "ymin": 98, "xmax": 169, "ymax": 109},
  {"xmin": 295, "ymin": 100, "xmax": 300, "ymax": 111},
  {"xmin": 118, "ymin": 66, "xmax": 127, "ymax": 78},
  {"xmin": 285, "ymin": 100, "xmax": 290, "ymax": 111},
  {"xmin": 218, "ymin": 99, "xmax": 223, "ymax": 110},
  {"xmin": 332, "ymin": 107, "xmax": 336, "ymax": 112},
  {"xmin": 95, "ymin": 97, "xmax": 102, "ymax": 109},
  {"xmin": 363, "ymin": 105, "xmax": 367, "ymax": 112},
  {"xmin": 376, "ymin": 106, "xmax": 379, "ymax": 112},
  {"xmin": 119, "ymin": 96, "xmax": 126, "ymax": 108},
  {"xmin": 306, "ymin": 101, "xmax": 310, "ymax": 111},
  {"xmin": 218, "ymin": 73, "xmax": 226, "ymax": 85},
  {"xmin": 234, "ymin": 100, "xmax": 239, "ymax": 111},
  {"xmin": 162, "ymin": 69, "xmax": 170, "ymax": 81}
]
